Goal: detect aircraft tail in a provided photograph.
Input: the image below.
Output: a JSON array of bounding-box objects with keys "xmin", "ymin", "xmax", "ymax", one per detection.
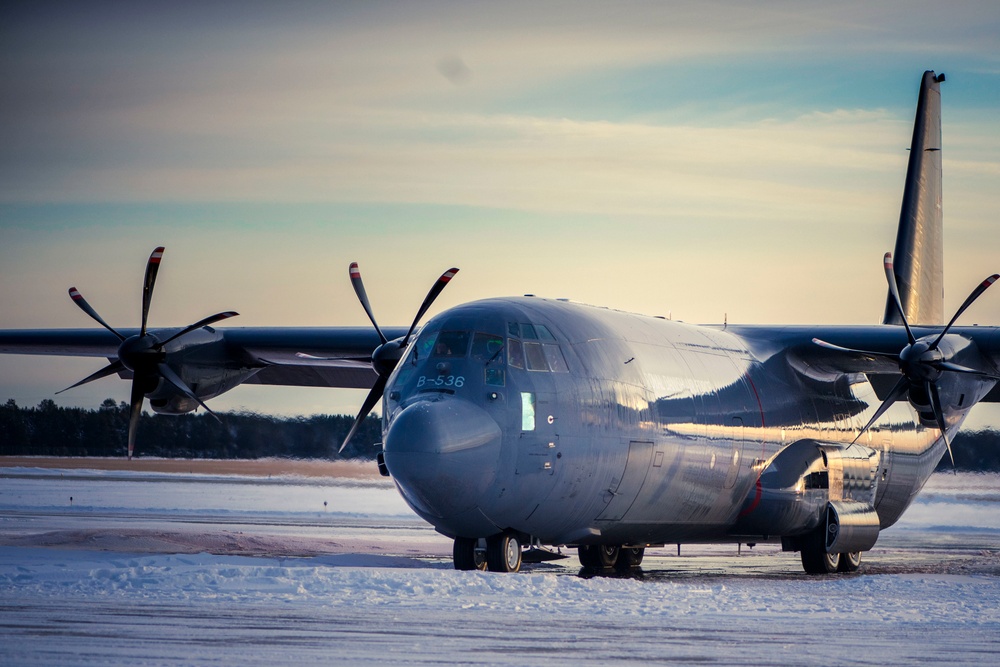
[{"xmin": 882, "ymin": 70, "xmax": 946, "ymax": 326}]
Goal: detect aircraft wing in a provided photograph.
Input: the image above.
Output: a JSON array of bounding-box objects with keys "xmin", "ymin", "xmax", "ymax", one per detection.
[
  {"xmin": 0, "ymin": 326, "xmax": 409, "ymax": 390},
  {"xmin": 730, "ymin": 323, "xmax": 1000, "ymax": 400},
  {"xmin": 224, "ymin": 327, "xmax": 408, "ymax": 389},
  {"xmin": 0, "ymin": 329, "xmax": 127, "ymax": 357}
]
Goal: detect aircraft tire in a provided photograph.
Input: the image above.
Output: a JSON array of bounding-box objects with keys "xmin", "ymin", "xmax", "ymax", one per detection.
[
  {"xmin": 616, "ymin": 547, "xmax": 645, "ymax": 570},
  {"xmin": 486, "ymin": 532, "xmax": 522, "ymax": 573},
  {"xmin": 453, "ymin": 537, "xmax": 487, "ymax": 571},
  {"xmin": 578, "ymin": 544, "xmax": 620, "ymax": 568},
  {"xmin": 837, "ymin": 551, "xmax": 862, "ymax": 573},
  {"xmin": 800, "ymin": 536, "xmax": 841, "ymax": 574}
]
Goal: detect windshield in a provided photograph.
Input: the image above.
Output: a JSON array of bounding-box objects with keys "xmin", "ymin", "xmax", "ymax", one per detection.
[{"xmin": 430, "ymin": 330, "xmax": 470, "ymax": 358}]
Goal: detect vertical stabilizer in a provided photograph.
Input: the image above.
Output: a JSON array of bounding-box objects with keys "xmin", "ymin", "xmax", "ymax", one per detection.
[{"xmin": 883, "ymin": 70, "xmax": 945, "ymax": 326}]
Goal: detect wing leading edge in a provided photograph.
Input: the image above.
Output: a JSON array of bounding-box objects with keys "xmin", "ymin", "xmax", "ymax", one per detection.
[{"xmin": 0, "ymin": 326, "xmax": 409, "ymax": 390}]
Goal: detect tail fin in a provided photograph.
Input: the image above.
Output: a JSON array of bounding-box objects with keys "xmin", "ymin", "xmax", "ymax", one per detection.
[{"xmin": 883, "ymin": 70, "xmax": 946, "ymax": 326}]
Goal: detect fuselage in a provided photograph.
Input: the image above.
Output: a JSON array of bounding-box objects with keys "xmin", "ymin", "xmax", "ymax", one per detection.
[{"xmin": 380, "ymin": 297, "xmax": 966, "ymax": 549}]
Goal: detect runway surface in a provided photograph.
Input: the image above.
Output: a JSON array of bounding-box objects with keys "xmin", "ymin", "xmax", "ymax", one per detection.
[{"xmin": 2, "ymin": 461, "xmax": 999, "ymax": 665}]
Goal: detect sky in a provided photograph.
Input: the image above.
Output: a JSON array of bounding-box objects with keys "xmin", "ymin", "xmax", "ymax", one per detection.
[{"xmin": 2, "ymin": 0, "xmax": 1000, "ymax": 424}]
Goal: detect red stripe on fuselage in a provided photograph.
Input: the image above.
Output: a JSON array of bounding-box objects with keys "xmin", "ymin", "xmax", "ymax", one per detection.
[{"xmin": 737, "ymin": 373, "xmax": 766, "ymax": 519}]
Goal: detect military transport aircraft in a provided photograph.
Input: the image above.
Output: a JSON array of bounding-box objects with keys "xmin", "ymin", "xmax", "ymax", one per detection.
[{"xmin": 1, "ymin": 71, "xmax": 998, "ymax": 575}]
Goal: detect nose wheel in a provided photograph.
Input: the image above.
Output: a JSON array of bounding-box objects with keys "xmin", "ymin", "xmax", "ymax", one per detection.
[
  {"xmin": 485, "ymin": 532, "xmax": 522, "ymax": 572},
  {"xmin": 453, "ymin": 537, "xmax": 487, "ymax": 571}
]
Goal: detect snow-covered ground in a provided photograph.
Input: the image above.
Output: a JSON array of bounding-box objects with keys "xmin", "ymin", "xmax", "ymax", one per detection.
[{"xmin": 2, "ymin": 465, "xmax": 1000, "ymax": 666}]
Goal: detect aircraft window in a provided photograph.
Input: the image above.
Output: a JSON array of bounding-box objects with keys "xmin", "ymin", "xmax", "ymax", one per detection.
[
  {"xmin": 542, "ymin": 344, "xmax": 568, "ymax": 372},
  {"xmin": 535, "ymin": 324, "xmax": 556, "ymax": 341},
  {"xmin": 521, "ymin": 324, "xmax": 537, "ymax": 340},
  {"xmin": 524, "ymin": 342, "xmax": 548, "ymax": 371},
  {"xmin": 430, "ymin": 330, "xmax": 470, "ymax": 358},
  {"xmin": 471, "ymin": 333, "xmax": 505, "ymax": 363},
  {"xmin": 508, "ymin": 339, "xmax": 524, "ymax": 368},
  {"xmin": 508, "ymin": 322, "xmax": 520, "ymax": 337},
  {"xmin": 485, "ymin": 368, "xmax": 505, "ymax": 386},
  {"xmin": 414, "ymin": 330, "xmax": 438, "ymax": 362},
  {"xmin": 521, "ymin": 392, "xmax": 535, "ymax": 431}
]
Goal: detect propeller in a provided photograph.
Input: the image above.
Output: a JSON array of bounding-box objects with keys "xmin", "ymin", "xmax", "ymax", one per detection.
[
  {"xmin": 339, "ymin": 262, "xmax": 459, "ymax": 453},
  {"xmin": 813, "ymin": 252, "xmax": 1000, "ymax": 467},
  {"xmin": 59, "ymin": 246, "xmax": 238, "ymax": 459}
]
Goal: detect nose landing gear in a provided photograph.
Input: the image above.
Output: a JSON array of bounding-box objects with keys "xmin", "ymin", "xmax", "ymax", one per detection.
[
  {"xmin": 453, "ymin": 532, "xmax": 524, "ymax": 572},
  {"xmin": 486, "ymin": 532, "xmax": 522, "ymax": 572},
  {"xmin": 453, "ymin": 536, "xmax": 487, "ymax": 571}
]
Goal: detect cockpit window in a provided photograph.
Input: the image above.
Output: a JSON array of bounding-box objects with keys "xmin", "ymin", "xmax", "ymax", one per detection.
[
  {"xmin": 508, "ymin": 338, "xmax": 524, "ymax": 368},
  {"xmin": 543, "ymin": 343, "xmax": 569, "ymax": 372},
  {"xmin": 523, "ymin": 341, "xmax": 569, "ymax": 372},
  {"xmin": 471, "ymin": 333, "xmax": 504, "ymax": 363},
  {"xmin": 524, "ymin": 342, "xmax": 548, "ymax": 371},
  {"xmin": 430, "ymin": 330, "xmax": 470, "ymax": 358},
  {"xmin": 412, "ymin": 329, "xmax": 439, "ymax": 362},
  {"xmin": 510, "ymin": 322, "xmax": 556, "ymax": 341}
]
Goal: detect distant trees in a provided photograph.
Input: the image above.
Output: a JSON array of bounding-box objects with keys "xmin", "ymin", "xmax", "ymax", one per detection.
[
  {"xmin": 934, "ymin": 429, "xmax": 1000, "ymax": 472},
  {"xmin": 2, "ymin": 397, "xmax": 1000, "ymax": 468},
  {"xmin": 0, "ymin": 399, "xmax": 382, "ymax": 460}
]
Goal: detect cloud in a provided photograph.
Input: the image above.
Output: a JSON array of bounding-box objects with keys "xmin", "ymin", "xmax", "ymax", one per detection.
[{"xmin": 436, "ymin": 56, "xmax": 473, "ymax": 86}]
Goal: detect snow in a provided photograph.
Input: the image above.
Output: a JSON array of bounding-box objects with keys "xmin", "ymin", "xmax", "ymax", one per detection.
[{"xmin": 2, "ymin": 466, "xmax": 1000, "ymax": 665}]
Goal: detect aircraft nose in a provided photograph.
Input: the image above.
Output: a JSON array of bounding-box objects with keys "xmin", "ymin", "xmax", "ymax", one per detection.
[{"xmin": 383, "ymin": 396, "xmax": 502, "ymax": 519}]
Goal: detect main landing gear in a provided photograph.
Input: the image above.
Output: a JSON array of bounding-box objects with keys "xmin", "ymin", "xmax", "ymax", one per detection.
[
  {"xmin": 453, "ymin": 535, "xmax": 646, "ymax": 574},
  {"xmin": 800, "ymin": 547, "xmax": 863, "ymax": 574},
  {"xmin": 799, "ymin": 527, "xmax": 863, "ymax": 574},
  {"xmin": 578, "ymin": 544, "xmax": 645, "ymax": 571}
]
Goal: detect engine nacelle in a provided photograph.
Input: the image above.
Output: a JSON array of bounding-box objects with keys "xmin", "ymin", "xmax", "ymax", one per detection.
[
  {"xmin": 824, "ymin": 500, "xmax": 881, "ymax": 553},
  {"xmin": 146, "ymin": 364, "xmax": 262, "ymax": 415}
]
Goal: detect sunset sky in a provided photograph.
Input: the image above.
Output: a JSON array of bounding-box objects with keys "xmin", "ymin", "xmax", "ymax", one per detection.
[{"xmin": 2, "ymin": 1, "xmax": 999, "ymax": 425}]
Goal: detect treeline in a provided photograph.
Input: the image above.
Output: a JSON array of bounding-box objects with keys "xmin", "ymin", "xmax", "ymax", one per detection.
[
  {"xmin": 933, "ymin": 428, "xmax": 1000, "ymax": 472},
  {"xmin": 0, "ymin": 399, "xmax": 382, "ymax": 460},
  {"xmin": 2, "ymin": 398, "xmax": 1000, "ymax": 469}
]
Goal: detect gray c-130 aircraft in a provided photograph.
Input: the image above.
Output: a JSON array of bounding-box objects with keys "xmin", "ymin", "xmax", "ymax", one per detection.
[{"xmin": 2, "ymin": 70, "xmax": 999, "ymax": 575}]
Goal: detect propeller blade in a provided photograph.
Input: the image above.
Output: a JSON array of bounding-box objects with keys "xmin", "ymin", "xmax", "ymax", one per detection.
[
  {"xmin": 339, "ymin": 373, "xmax": 388, "ymax": 454},
  {"xmin": 851, "ymin": 375, "xmax": 909, "ymax": 444},
  {"xmin": 68, "ymin": 288, "xmax": 126, "ymax": 342},
  {"xmin": 55, "ymin": 359, "xmax": 126, "ymax": 394},
  {"xmin": 157, "ymin": 363, "xmax": 221, "ymax": 422},
  {"xmin": 930, "ymin": 274, "xmax": 1000, "ymax": 350},
  {"xmin": 811, "ymin": 338, "xmax": 900, "ymax": 361},
  {"xmin": 140, "ymin": 246, "xmax": 165, "ymax": 336},
  {"xmin": 402, "ymin": 268, "xmax": 459, "ymax": 346},
  {"xmin": 926, "ymin": 381, "xmax": 955, "ymax": 469},
  {"xmin": 883, "ymin": 252, "xmax": 916, "ymax": 346},
  {"xmin": 933, "ymin": 360, "xmax": 1000, "ymax": 379},
  {"xmin": 157, "ymin": 311, "xmax": 240, "ymax": 348},
  {"xmin": 127, "ymin": 379, "xmax": 145, "ymax": 460},
  {"xmin": 349, "ymin": 263, "xmax": 388, "ymax": 345}
]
